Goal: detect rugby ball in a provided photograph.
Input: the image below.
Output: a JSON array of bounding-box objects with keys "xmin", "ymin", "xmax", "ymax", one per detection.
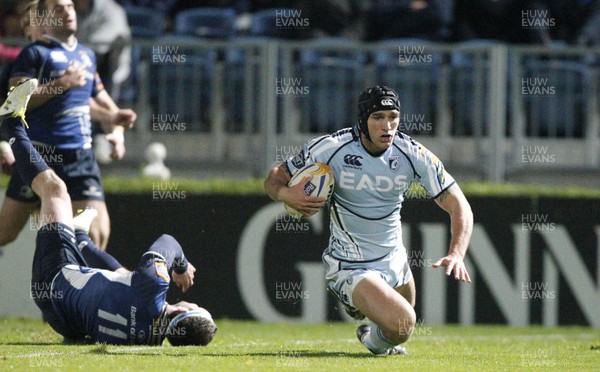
[{"xmin": 284, "ymin": 162, "xmax": 334, "ymax": 218}]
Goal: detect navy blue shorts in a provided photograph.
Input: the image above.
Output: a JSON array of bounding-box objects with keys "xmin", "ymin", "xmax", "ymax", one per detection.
[
  {"xmin": 6, "ymin": 146, "xmax": 104, "ymax": 203},
  {"xmin": 31, "ymin": 223, "xmax": 88, "ymax": 339}
]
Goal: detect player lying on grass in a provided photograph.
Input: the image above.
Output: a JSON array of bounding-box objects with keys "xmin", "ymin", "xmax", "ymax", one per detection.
[
  {"xmin": 265, "ymin": 85, "xmax": 473, "ymax": 355},
  {"xmin": 0, "ymin": 79, "xmax": 216, "ymax": 346}
]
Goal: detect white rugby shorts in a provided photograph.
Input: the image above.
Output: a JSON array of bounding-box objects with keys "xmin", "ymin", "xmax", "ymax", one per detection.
[{"xmin": 322, "ymin": 246, "xmax": 412, "ymax": 308}]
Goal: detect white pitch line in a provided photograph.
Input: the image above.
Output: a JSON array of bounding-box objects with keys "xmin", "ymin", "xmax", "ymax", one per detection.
[
  {"xmin": 7, "ymin": 345, "xmax": 163, "ymax": 359},
  {"xmin": 8, "ymin": 350, "xmax": 81, "ymax": 359}
]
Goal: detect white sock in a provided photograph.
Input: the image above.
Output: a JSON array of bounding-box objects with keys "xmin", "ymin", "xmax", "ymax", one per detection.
[{"xmin": 361, "ymin": 323, "xmax": 396, "ymax": 353}]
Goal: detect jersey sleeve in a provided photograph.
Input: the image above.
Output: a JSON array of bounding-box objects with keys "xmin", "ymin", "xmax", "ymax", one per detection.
[
  {"xmin": 404, "ymin": 136, "xmax": 456, "ymax": 198},
  {"xmin": 285, "ymin": 135, "xmax": 332, "ymax": 176},
  {"xmin": 9, "ymin": 45, "xmax": 43, "ymax": 80},
  {"xmin": 140, "ymin": 234, "xmax": 189, "ymax": 275},
  {"xmin": 88, "ymin": 49, "xmax": 104, "ymax": 97}
]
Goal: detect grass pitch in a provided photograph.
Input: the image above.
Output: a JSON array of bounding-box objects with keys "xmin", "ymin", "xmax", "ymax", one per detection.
[{"xmin": 1, "ymin": 318, "xmax": 598, "ymax": 371}]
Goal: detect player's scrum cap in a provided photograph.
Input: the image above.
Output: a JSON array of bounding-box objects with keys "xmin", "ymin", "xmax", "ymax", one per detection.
[{"xmin": 357, "ymin": 85, "xmax": 401, "ymax": 139}]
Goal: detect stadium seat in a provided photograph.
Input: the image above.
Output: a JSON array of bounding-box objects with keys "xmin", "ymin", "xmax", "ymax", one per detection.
[
  {"xmin": 124, "ymin": 5, "xmax": 166, "ymax": 39},
  {"xmin": 364, "ymin": 0, "xmax": 446, "ymax": 41},
  {"xmin": 449, "ymin": 39, "xmax": 505, "ymax": 136},
  {"xmin": 120, "ymin": 6, "xmax": 167, "ymax": 103},
  {"xmin": 150, "ymin": 36, "xmax": 217, "ymax": 131},
  {"xmin": 174, "ymin": 8, "xmax": 236, "ymax": 38},
  {"xmin": 249, "ymin": 8, "xmax": 308, "ymax": 39},
  {"xmin": 297, "ymin": 38, "xmax": 366, "ymax": 132},
  {"xmin": 522, "ymin": 59, "xmax": 588, "ymax": 138},
  {"xmin": 373, "ymin": 39, "xmax": 442, "ymax": 136}
]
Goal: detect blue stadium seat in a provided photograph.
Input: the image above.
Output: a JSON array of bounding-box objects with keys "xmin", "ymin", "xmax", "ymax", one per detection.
[
  {"xmin": 150, "ymin": 36, "xmax": 217, "ymax": 131},
  {"xmin": 124, "ymin": 5, "xmax": 166, "ymax": 39},
  {"xmin": 522, "ymin": 59, "xmax": 588, "ymax": 137},
  {"xmin": 119, "ymin": 6, "xmax": 166, "ymax": 103},
  {"xmin": 373, "ymin": 39, "xmax": 442, "ymax": 136},
  {"xmin": 297, "ymin": 38, "xmax": 366, "ymax": 132},
  {"xmin": 449, "ymin": 40, "xmax": 505, "ymax": 136},
  {"xmin": 174, "ymin": 8, "xmax": 236, "ymax": 38},
  {"xmin": 249, "ymin": 8, "xmax": 307, "ymax": 39}
]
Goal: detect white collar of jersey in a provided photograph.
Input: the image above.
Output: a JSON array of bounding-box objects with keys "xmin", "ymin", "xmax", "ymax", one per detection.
[{"xmin": 42, "ymin": 34, "xmax": 78, "ymax": 52}]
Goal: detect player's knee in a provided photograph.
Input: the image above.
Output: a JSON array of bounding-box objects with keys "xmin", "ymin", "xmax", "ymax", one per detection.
[
  {"xmin": 382, "ymin": 306, "xmax": 416, "ymax": 344},
  {"xmin": 89, "ymin": 219, "xmax": 110, "ymax": 251},
  {"xmin": 40, "ymin": 171, "xmax": 68, "ymax": 199},
  {"xmin": 396, "ymin": 307, "xmax": 416, "ymax": 343}
]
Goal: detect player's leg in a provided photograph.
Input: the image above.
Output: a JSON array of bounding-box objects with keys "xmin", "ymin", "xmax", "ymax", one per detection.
[
  {"xmin": 72, "ymin": 199, "xmax": 110, "ymax": 250},
  {"xmin": 352, "ymin": 274, "xmax": 416, "ymax": 346},
  {"xmin": 63, "ymin": 147, "xmax": 110, "ymax": 250},
  {"xmin": 395, "ymin": 275, "xmax": 416, "ymax": 307},
  {"xmin": 0, "ymin": 196, "xmax": 38, "ymax": 245},
  {"xmin": 72, "ymin": 207, "xmax": 125, "ymax": 272},
  {"xmin": 0, "ymin": 82, "xmax": 71, "ymax": 229}
]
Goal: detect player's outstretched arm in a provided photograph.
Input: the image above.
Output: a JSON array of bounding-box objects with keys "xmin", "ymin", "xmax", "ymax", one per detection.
[
  {"xmin": 264, "ymin": 162, "xmax": 325, "ymax": 217},
  {"xmin": 432, "ymin": 184, "xmax": 473, "ymax": 282}
]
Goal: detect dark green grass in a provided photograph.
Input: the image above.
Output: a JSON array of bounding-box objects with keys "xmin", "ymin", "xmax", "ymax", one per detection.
[{"xmin": 1, "ymin": 318, "xmax": 598, "ymax": 371}]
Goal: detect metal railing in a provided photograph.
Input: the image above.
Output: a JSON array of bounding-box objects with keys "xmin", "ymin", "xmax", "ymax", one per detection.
[{"xmin": 2, "ymin": 38, "xmax": 599, "ymax": 180}]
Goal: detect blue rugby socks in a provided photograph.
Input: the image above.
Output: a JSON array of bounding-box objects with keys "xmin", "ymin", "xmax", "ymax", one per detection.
[{"xmin": 1, "ymin": 117, "xmax": 49, "ymax": 186}]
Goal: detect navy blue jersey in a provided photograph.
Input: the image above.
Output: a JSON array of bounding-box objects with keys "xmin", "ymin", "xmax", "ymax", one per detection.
[
  {"xmin": 34, "ymin": 230, "xmax": 189, "ymax": 345},
  {"xmin": 52, "ymin": 256, "xmax": 170, "ymax": 345},
  {"xmin": 10, "ymin": 35, "xmax": 104, "ymax": 149}
]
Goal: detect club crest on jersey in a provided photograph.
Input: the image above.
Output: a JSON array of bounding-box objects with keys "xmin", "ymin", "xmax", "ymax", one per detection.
[
  {"xmin": 50, "ymin": 50, "xmax": 68, "ymax": 63},
  {"xmin": 290, "ymin": 152, "xmax": 306, "ymax": 169},
  {"xmin": 389, "ymin": 156, "xmax": 400, "ymax": 171},
  {"xmin": 343, "ymin": 154, "xmax": 363, "ymax": 169}
]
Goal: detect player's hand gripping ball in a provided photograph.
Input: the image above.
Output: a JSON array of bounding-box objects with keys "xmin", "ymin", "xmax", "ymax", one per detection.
[{"xmin": 285, "ymin": 162, "xmax": 334, "ymax": 218}]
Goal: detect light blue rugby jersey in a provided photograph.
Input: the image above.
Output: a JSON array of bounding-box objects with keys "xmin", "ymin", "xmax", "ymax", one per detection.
[{"xmin": 286, "ymin": 127, "xmax": 456, "ymax": 261}]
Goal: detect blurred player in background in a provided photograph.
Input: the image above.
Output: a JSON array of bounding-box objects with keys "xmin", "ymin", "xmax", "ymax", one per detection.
[
  {"xmin": 0, "ymin": 79, "xmax": 216, "ymax": 346},
  {"xmin": 0, "ymin": 0, "xmax": 137, "ymax": 251},
  {"xmin": 265, "ymin": 85, "xmax": 473, "ymax": 355}
]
